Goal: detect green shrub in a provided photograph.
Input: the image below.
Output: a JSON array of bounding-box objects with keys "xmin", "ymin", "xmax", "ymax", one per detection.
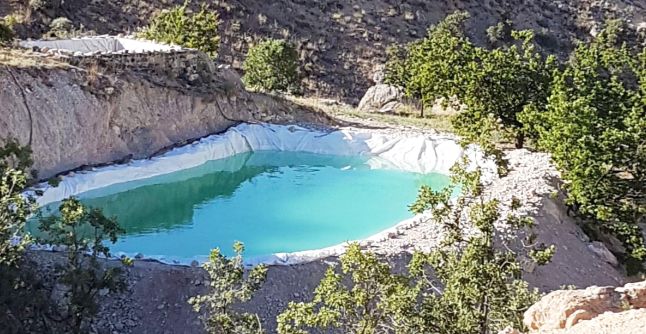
[
  {"xmin": 47, "ymin": 176, "xmax": 61, "ymax": 187},
  {"xmin": 451, "ymin": 29, "xmax": 556, "ymax": 148},
  {"xmin": 407, "ymin": 160, "xmax": 552, "ymax": 333},
  {"xmin": 277, "ymin": 243, "xmax": 423, "ymax": 334},
  {"xmin": 29, "ymin": 0, "xmax": 47, "ymax": 11},
  {"xmin": 48, "ymin": 17, "xmax": 74, "ymax": 38},
  {"xmin": 486, "ymin": 20, "xmax": 513, "ymax": 46},
  {"xmin": 39, "ymin": 198, "xmax": 126, "ymax": 334},
  {"xmin": 189, "ymin": 242, "xmax": 267, "ymax": 334},
  {"xmin": 242, "ymin": 38, "xmax": 300, "ymax": 93},
  {"xmin": 0, "ymin": 140, "xmax": 34, "ymax": 268},
  {"xmin": 387, "ymin": 13, "xmax": 645, "ymax": 263},
  {"xmin": 140, "ymin": 1, "xmax": 220, "ymax": 58},
  {"xmin": 0, "ymin": 141, "xmax": 40, "ymax": 332},
  {"xmin": 0, "ymin": 20, "xmax": 15, "ymax": 45}
]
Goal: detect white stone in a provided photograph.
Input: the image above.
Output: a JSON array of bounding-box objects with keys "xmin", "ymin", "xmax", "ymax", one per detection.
[{"xmin": 357, "ymin": 84, "xmax": 403, "ymax": 113}]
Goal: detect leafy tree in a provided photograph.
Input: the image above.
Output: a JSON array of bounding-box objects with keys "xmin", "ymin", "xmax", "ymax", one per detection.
[
  {"xmin": 189, "ymin": 242, "xmax": 268, "ymax": 334},
  {"xmin": 0, "ymin": 139, "xmax": 34, "ymax": 272},
  {"xmin": 38, "ymin": 198, "xmax": 126, "ymax": 334},
  {"xmin": 278, "ymin": 159, "xmax": 552, "ymax": 334},
  {"xmin": 409, "ymin": 161, "xmax": 551, "ymax": 333},
  {"xmin": 140, "ymin": 1, "xmax": 220, "ymax": 58},
  {"xmin": 242, "ymin": 38, "xmax": 300, "ymax": 93},
  {"xmin": 452, "ymin": 30, "xmax": 556, "ymax": 149},
  {"xmin": 385, "ymin": 12, "xmax": 555, "ymax": 148},
  {"xmin": 385, "ymin": 11, "xmax": 475, "ymax": 118},
  {"xmin": 0, "ymin": 140, "xmax": 53, "ymax": 333},
  {"xmin": 277, "ymin": 243, "xmax": 425, "ymax": 334},
  {"xmin": 523, "ymin": 20, "xmax": 646, "ymax": 261}
]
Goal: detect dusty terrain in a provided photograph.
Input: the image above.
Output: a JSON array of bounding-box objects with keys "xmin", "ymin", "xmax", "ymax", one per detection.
[{"xmin": 3, "ymin": 0, "xmax": 645, "ymax": 101}]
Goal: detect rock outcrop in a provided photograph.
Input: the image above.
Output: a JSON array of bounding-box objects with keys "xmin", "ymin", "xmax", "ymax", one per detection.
[
  {"xmin": 0, "ymin": 61, "xmax": 334, "ymax": 179},
  {"xmin": 517, "ymin": 280, "xmax": 646, "ymax": 334},
  {"xmin": 357, "ymin": 84, "xmax": 403, "ymax": 113}
]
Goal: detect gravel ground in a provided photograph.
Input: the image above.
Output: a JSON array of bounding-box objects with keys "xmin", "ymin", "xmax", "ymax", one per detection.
[{"xmin": 27, "ymin": 120, "xmax": 625, "ymax": 334}]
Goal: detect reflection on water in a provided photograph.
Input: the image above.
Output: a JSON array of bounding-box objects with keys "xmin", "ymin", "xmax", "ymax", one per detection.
[{"xmin": 31, "ymin": 151, "xmax": 453, "ymax": 260}]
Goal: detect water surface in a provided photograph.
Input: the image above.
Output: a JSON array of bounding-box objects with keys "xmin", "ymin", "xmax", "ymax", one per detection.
[{"xmin": 34, "ymin": 151, "xmax": 452, "ymax": 261}]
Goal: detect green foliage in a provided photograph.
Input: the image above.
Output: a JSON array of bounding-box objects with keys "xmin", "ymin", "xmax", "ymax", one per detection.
[
  {"xmin": 385, "ymin": 12, "xmax": 555, "ymax": 148},
  {"xmin": 486, "ymin": 20, "xmax": 513, "ymax": 47},
  {"xmin": 409, "ymin": 161, "xmax": 548, "ymax": 334},
  {"xmin": 38, "ymin": 198, "xmax": 126, "ymax": 334},
  {"xmin": 523, "ymin": 20, "xmax": 646, "ymax": 260},
  {"xmin": 48, "ymin": 17, "xmax": 74, "ymax": 38},
  {"xmin": 530, "ymin": 245, "xmax": 557, "ymax": 265},
  {"xmin": 278, "ymin": 159, "xmax": 550, "ymax": 334},
  {"xmin": 452, "ymin": 30, "xmax": 556, "ymax": 148},
  {"xmin": 0, "ymin": 139, "xmax": 34, "ymax": 268},
  {"xmin": 189, "ymin": 242, "xmax": 268, "ymax": 334},
  {"xmin": 0, "ymin": 19, "xmax": 15, "ymax": 45},
  {"xmin": 386, "ymin": 12, "xmax": 644, "ymax": 264},
  {"xmin": 29, "ymin": 0, "xmax": 47, "ymax": 11},
  {"xmin": 0, "ymin": 169, "xmax": 32, "ymax": 267},
  {"xmin": 385, "ymin": 11, "xmax": 474, "ymax": 118},
  {"xmin": 242, "ymin": 38, "xmax": 300, "ymax": 93},
  {"xmin": 277, "ymin": 243, "xmax": 425, "ymax": 334},
  {"xmin": 3, "ymin": 15, "xmax": 21, "ymax": 28},
  {"xmin": 140, "ymin": 1, "xmax": 220, "ymax": 58},
  {"xmin": 0, "ymin": 139, "xmax": 33, "ymax": 181},
  {"xmin": 120, "ymin": 256, "xmax": 134, "ymax": 267},
  {"xmin": 0, "ymin": 141, "xmax": 48, "ymax": 333}
]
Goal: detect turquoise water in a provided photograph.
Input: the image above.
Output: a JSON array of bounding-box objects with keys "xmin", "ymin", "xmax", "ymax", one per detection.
[{"xmin": 33, "ymin": 151, "xmax": 452, "ymax": 261}]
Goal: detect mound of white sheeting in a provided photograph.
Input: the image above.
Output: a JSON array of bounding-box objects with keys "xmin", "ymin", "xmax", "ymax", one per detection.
[{"xmin": 32, "ymin": 123, "xmax": 495, "ymax": 265}]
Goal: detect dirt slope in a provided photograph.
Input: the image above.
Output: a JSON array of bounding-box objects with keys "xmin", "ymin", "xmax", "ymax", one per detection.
[
  {"xmin": 3, "ymin": 0, "xmax": 644, "ymax": 101},
  {"xmin": 0, "ymin": 56, "xmax": 333, "ymax": 180}
]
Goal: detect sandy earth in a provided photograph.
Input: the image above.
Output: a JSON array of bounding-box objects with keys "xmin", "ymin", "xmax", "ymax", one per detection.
[{"xmin": 28, "ymin": 119, "xmax": 626, "ymax": 334}]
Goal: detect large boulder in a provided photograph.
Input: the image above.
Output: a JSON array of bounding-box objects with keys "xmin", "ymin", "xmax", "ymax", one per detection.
[
  {"xmin": 533, "ymin": 309, "xmax": 646, "ymax": 334},
  {"xmin": 357, "ymin": 84, "xmax": 403, "ymax": 113},
  {"xmin": 522, "ymin": 280, "xmax": 646, "ymax": 333}
]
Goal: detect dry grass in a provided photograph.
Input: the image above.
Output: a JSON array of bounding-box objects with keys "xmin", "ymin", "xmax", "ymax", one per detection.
[
  {"xmin": 288, "ymin": 96, "xmax": 455, "ymax": 133},
  {"xmin": 0, "ymin": 47, "xmax": 67, "ymax": 69}
]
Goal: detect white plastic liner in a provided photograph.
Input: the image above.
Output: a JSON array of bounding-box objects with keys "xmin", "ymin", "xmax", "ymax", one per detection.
[
  {"xmin": 20, "ymin": 37, "xmax": 177, "ymax": 54},
  {"xmin": 33, "ymin": 123, "xmax": 494, "ymax": 266}
]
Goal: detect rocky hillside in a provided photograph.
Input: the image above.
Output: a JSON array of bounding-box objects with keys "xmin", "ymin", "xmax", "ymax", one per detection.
[
  {"xmin": 3, "ymin": 0, "xmax": 644, "ymax": 102},
  {"xmin": 0, "ymin": 49, "xmax": 333, "ymax": 180}
]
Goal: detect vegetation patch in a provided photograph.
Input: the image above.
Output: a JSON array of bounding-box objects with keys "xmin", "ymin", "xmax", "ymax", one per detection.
[
  {"xmin": 386, "ymin": 12, "xmax": 645, "ymax": 263},
  {"xmin": 140, "ymin": 1, "xmax": 220, "ymax": 58},
  {"xmin": 243, "ymin": 38, "xmax": 300, "ymax": 93},
  {"xmin": 0, "ymin": 19, "xmax": 15, "ymax": 45}
]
